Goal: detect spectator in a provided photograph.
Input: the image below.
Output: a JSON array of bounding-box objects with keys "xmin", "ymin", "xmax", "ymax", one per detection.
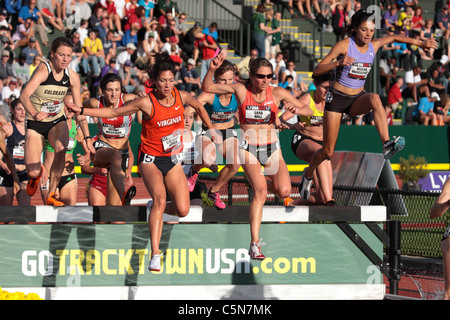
[
  {"xmin": 82, "ymin": 29, "xmax": 106, "ymax": 77},
  {"xmin": 74, "ymin": 0, "xmax": 93, "ymax": 21},
  {"xmin": 331, "ymin": 2, "xmax": 348, "ymax": 42},
  {"xmin": 380, "ymin": 27, "xmax": 398, "ymax": 60},
  {"xmin": 103, "ymin": 30, "xmax": 118, "ymax": 65},
  {"xmin": 12, "ymin": 53, "xmax": 30, "ymax": 85},
  {"xmin": 94, "ymin": 0, "xmax": 123, "ymax": 35},
  {"xmin": 280, "ymin": 60, "xmax": 299, "ymax": 91},
  {"xmin": 89, "ymin": 6, "xmax": 104, "ymax": 30},
  {"xmin": 17, "ymin": 0, "xmax": 49, "ymax": 48},
  {"xmin": 176, "ymin": 13, "xmax": 188, "ymax": 38},
  {"xmin": 380, "ymin": 56, "xmax": 397, "ymax": 94},
  {"xmin": 251, "ymin": 4, "xmax": 270, "ymax": 58},
  {"xmin": 115, "ymin": 43, "xmax": 136, "ymax": 71},
  {"xmin": 156, "ymin": 0, "xmax": 176, "ymax": 23},
  {"xmin": 11, "ymin": 18, "xmax": 40, "ymax": 56},
  {"xmin": 92, "ymin": 58, "xmax": 118, "ymax": 89},
  {"xmin": 387, "ymin": 76, "xmax": 404, "ymax": 114},
  {"xmin": 0, "ymin": 50, "xmax": 13, "ymax": 86},
  {"xmin": 193, "ymin": 26, "xmax": 218, "ymax": 81},
  {"xmin": 95, "ymin": 17, "xmax": 109, "ymax": 43},
  {"xmin": 403, "ymin": 65, "xmax": 429, "ymax": 103},
  {"xmin": 393, "ymin": 28, "xmax": 412, "ymax": 70},
  {"xmin": 413, "ymin": 92, "xmax": 441, "ymax": 126},
  {"xmin": 382, "ymin": 6, "xmax": 398, "ymax": 33},
  {"xmin": 265, "ymin": 8, "xmax": 281, "ymax": 60},
  {"xmin": 21, "ymin": 36, "xmax": 39, "ymax": 65},
  {"xmin": 121, "ymin": 24, "xmax": 139, "ymax": 49},
  {"xmin": 161, "ymin": 35, "xmax": 180, "ymax": 54},
  {"xmin": 203, "ymin": 22, "xmax": 218, "ymax": 40},
  {"xmin": 68, "ymin": 31, "xmax": 83, "ymax": 73},
  {"xmin": 180, "ymin": 22, "xmax": 199, "ymax": 60},
  {"xmin": 138, "ymin": 0, "xmax": 155, "ymax": 20},
  {"xmin": 420, "ymin": 18, "xmax": 435, "ymax": 58},
  {"xmin": 114, "ymin": 0, "xmax": 127, "ymax": 23},
  {"xmin": 29, "ymin": 54, "xmax": 42, "ymax": 75},
  {"xmin": 180, "ymin": 58, "xmax": 201, "ymax": 94},
  {"xmin": 160, "ymin": 18, "xmax": 179, "ymax": 44},
  {"xmin": 4, "ymin": 0, "xmax": 21, "ymax": 28},
  {"xmin": 37, "ymin": 0, "xmax": 65, "ymax": 32},
  {"xmin": 427, "ymin": 68, "xmax": 446, "ymax": 96},
  {"xmin": 76, "ymin": 19, "xmax": 90, "ymax": 45},
  {"xmin": 426, "ymin": 54, "xmax": 450, "ymax": 94},
  {"xmin": 124, "ymin": 5, "xmax": 146, "ymax": 32},
  {"xmin": 0, "ymin": 8, "xmax": 12, "ymax": 31},
  {"xmin": 411, "ymin": 6, "xmax": 424, "ymax": 32},
  {"xmin": 136, "ymin": 31, "xmax": 159, "ymax": 66},
  {"xmin": 269, "ymin": 51, "xmax": 286, "ymax": 79},
  {"xmin": 236, "ymin": 48, "xmax": 259, "ymax": 79},
  {"xmin": 436, "ymin": 5, "xmax": 450, "ymax": 52},
  {"xmin": 118, "ymin": 60, "xmax": 139, "ymax": 93},
  {"xmin": 1, "ymin": 77, "xmax": 20, "ymax": 105}
]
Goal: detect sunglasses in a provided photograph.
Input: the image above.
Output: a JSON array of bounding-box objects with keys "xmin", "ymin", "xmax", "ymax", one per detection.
[{"xmin": 254, "ymin": 73, "xmax": 273, "ymax": 79}]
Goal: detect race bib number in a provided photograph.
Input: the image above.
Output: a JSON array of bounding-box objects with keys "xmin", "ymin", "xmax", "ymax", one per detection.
[
  {"xmin": 13, "ymin": 144, "xmax": 24, "ymax": 160},
  {"xmin": 101, "ymin": 124, "xmax": 126, "ymax": 138},
  {"xmin": 41, "ymin": 101, "xmax": 63, "ymax": 117},
  {"xmin": 348, "ymin": 62, "xmax": 372, "ymax": 80},
  {"xmin": 161, "ymin": 130, "xmax": 182, "ymax": 153},
  {"xmin": 211, "ymin": 111, "xmax": 234, "ymax": 123},
  {"xmin": 245, "ymin": 106, "xmax": 272, "ymax": 124},
  {"xmin": 142, "ymin": 153, "xmax": 155, "ymax": 164}
]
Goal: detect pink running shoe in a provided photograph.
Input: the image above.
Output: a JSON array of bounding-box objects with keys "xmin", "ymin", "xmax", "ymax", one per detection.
[
  {"xmin": 208, "ymin": 189, "xmax": 226, "ymax": 209},
  {"xmin": 187, "ymin": 170, "xmax": 199, "ymax": 192},
  {"xmin": 249, "ymin": 239, "xmax": 266, "ymax": 260}
]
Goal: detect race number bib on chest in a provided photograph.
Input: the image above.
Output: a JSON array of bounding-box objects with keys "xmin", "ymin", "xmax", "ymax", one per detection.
[
  {"xmin": 162, "ymin": 130, "xmax": 182, "ymax": 153},
  {"xmin": 245, "ymin": 105, "xmax": 272, "ymax": 124},
  {"xmin": 211, "ymin": 111, "xmax": 234, "ymax": 122},
  {"xmin": 348, "ymin": 62, "xmax": 372, "ymax": 80},
  {"xmin": 101, "ymin": 124, "xmax": 126, "ymax": 138},
  {"xmin": 41, "ymin": 100, "xmax": 63, "ymax": 117}
]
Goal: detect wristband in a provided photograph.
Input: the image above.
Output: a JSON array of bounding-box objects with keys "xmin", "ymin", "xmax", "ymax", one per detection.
[
  {"xmin": 84, "ymin": 136, "xmax": 92, "ymax": 140},
  {"xmin": 80, "ymin": 107, "xmax": 84, "ymax": 115}
]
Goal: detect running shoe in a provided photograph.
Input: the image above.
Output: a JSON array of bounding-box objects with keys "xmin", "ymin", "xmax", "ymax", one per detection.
[
  {"xmin": 284, "ymin": 197, "xmax": 294, "ymax": 206},
  {"xmin": 148, "ymin": 253, "xmax": 162, "ymax": 272},
  {"xmin": 249, "ymin": 238, "xmax": 266, "ymax": 260},
  {"xmin": 122, "ymin": 185, "xmax": 136, "ymax": 206},
  {"xmin": 46, "ymin": 192, "xmax": 65, "ymax": 207},
  {"xmin": 207, "ymin": 189, "xmax": 226, "ymax": 209},
  {"xmin": 26, "ymin": 164, "xmax": 44, "ymax": 196},
  {"xmin": 299, "ymin": 167, "xmax": 313, "ymax": 200},
  {"xmin": 325, "ymin": 199, "xmax": 336, "ymax": 206},
  {"xmin": 383, "ymin": 136, "xmax": 405, "ymax": 160},
  {"xmin": 187, "ymin": 170, "xmax": 199, "ymax": 192}
]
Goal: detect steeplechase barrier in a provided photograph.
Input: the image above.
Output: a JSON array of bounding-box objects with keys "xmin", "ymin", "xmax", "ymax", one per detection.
[{"xmin": 0, "ymin": 205, "xmax": 398, "ymax": 300}]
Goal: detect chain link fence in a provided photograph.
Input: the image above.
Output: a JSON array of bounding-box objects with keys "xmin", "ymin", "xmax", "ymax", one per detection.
[{"xmin": 198, "ymin": 175, "xmax": 449, "ymax": 259}]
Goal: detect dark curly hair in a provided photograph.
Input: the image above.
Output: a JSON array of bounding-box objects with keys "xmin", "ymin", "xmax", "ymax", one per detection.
[{"xmin": 149, "ymin": 51, "xmax": 175, "ymax": 81}]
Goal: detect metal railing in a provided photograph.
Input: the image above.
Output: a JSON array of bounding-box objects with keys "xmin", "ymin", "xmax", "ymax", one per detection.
[{"xmin": 176, "ymin": 0, "xmax": 251, "ymax": 57}]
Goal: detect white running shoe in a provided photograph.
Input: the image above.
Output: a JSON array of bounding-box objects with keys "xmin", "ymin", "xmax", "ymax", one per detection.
[
  {"xmin": 148, "ymin": 253, "xmax": 162, "ymax": 272},
  {"xmin": 299, "ymin": 167, "xmax": 313, "ymax": 200},
  {"xmin": 249, "ymin": 238, "xmax": 266, "ymax": 260},
  {"xmin": 383, "ymin": 136, "xmax": 405, "ymax": 159}
]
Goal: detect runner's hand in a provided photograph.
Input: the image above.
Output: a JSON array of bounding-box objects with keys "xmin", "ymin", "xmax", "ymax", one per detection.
[{"xmin": 337, "ymin": 52, "xmax": 355, "ymax": 67}]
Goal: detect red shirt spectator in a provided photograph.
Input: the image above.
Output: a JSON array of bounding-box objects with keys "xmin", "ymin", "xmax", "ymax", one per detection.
[
  {"xmin": 387, "ymin": 81, "xmax": 403, "ymax": 105},
  {"xmin": 194, "ymin": 33, "xmax": 217, "ymax": 60}
]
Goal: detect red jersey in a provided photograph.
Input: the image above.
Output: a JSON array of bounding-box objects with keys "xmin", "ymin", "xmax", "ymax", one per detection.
[
  {"xmin": 194, "ymin": 34, "xmax": 216, "ymax": 60},
  {"xmin": 97, "ymin": 94, "xmax": 133, "ymax": 139},
  {"xmin": 141, "ymin": 87, "xmax": 184, "ymax": 157},
  {"xmin": 238, "ymin": 86, "xmax": 278, "ymax": 125},
  {"xmin": 387, "ymin": 83, "xmax": 402, "ymax": 105}
]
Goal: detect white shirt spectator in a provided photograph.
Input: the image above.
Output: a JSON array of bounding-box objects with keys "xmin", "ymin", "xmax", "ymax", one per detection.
[{"xmin": 404, "ymin": 69, "xmax": 421, "ymax": 85}]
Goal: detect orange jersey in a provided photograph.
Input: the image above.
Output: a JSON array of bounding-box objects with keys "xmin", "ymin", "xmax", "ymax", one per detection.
[
  {"xmin": 140, "ymin": 87, "xmax": 184, "ymax": 157},
  {"xmin": 238, "ymin": 85, "xmax": 278, "ymax": 125}
]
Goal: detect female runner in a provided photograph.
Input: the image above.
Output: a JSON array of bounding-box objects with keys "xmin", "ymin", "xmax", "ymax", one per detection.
[
  {"xmin": 281, "ymin": 72, "xmax": 334, "ymax": 206},
  {"xmin": 81, "ymin": 73, "xmax": 137, "ymax": 206},
  {"xmin": 40, "ymin": 95, "xmax": 87, "ymax": 205},
  {"xmin": 19, "ymin": 37, "xmax": 94, "ymax": 207},
  {"xmin": 188, "ymin": 59, "xmax": 241, "ymax": 209},
  {"xmin": 298, "ymin": 9, "xmax": 438, "ymax": 200},
  {"xmin": 68, "ymin": 52, "xmax": 221, "ymax": 272},
  {"xmin": 0, "ymin": 100, "xmax": 29, "ymax": 205},
  {"xmin": 202, "ymin": 54, "xmax": 312, "ymax": 260}
]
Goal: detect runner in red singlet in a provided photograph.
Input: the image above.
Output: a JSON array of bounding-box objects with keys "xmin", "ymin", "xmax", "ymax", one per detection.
[
  {"xmin": 68, "ymin": 52, "xmax": 221, "ymax": 272},
  {"xmin": 81, "ymin": 73, "xmax": 137, "ymax": 205},
  {"xmin": 203, "ymin": 54, "xmax": 313, "ymax": 260}
]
